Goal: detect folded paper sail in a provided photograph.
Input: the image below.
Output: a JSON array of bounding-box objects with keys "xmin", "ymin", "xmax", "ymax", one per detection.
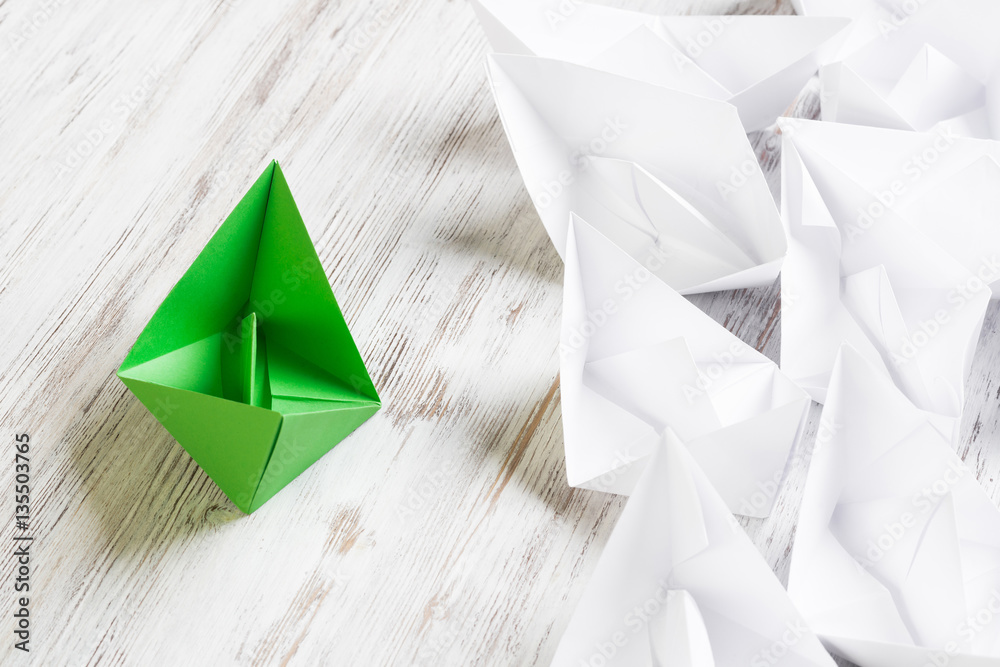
[
  {"xmin": 779, "ymin": 119, "xmax": 993, "ymax": 437},
  {"xmin": 552, "ymin": 429, "xmax": 835, "ymax": 667},
  {"xmin": 790, "ymin": 0, "xmax": 893, "ymax": 63},
  {"xmin": 562, "ymin": 215, "xmax": 810, "ymax": 517},
  {"xmin": 117, "ymin": 161, "xmax": 381, "ymax": 513},
  {"xmin": 487, "ymin": 53, "xmax": 787, "ymax": 294},
  {"xmin": 472, "ymin": 0, "xmax": 849, "ymax": 132},
  {"xmin": 794, "ymin": 0, "xmax": 1000, "ymax": 138},
  {"xmin": 788, "ymin": 346, "xmax": 1000, "ymax": 667}
]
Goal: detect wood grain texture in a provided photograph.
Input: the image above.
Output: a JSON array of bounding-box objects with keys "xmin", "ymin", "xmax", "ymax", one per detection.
[{"xmin": 0, "ymin": 0, "xmax": 997, "ymax": 665}]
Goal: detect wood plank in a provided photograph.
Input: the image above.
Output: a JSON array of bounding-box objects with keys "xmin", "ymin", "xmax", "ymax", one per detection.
[{"xmin": 0, "ymin": 0, "xmax": 995, "ymax": 665}]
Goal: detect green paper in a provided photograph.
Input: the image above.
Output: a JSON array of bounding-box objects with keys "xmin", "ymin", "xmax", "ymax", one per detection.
[{"xmin": 118, "ymin": 161, "xmax": 381, "ymax": 513}]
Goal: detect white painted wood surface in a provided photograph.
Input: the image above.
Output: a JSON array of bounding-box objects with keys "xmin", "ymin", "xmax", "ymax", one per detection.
[{"xmin": 1, "ymin": 0, "xmax": 997, "ymax": 665}]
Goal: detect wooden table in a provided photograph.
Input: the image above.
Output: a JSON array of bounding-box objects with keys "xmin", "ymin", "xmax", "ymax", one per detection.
[{"xmin": 2, "ymin": 0, "xmax": 997, "ymax": 664}]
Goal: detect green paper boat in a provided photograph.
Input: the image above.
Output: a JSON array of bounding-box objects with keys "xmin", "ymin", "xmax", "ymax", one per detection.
[{"xmin": 117, "ymin": 161, "xmax": 380, "ymax": 513}]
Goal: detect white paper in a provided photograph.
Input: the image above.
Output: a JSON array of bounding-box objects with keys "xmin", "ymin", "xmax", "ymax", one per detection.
[
  {"xmin": 779, "ymin": 118, "xmax": 993, "ymax": 437},
  {"xmin": 487, "ymin": 53, "xmax": 787, "ymax": 294},
  {"xmin": 562, "ymin": 215, "xmax": 810, "ymax": 517},
  {"xmin": 795, "ymin": 0, "xmax": 1000, "ymax": 138},
  {"xmin": 791, "ymin": 0, "xmax": 894, "ymax": 62},
  {"xmin": 552, "ymin": 429, "xmax": 835, "ymax": 667},
  {"xmin": 788, "ymin": 345, "xmax": 1000, "ymax": 667},
  {"xmin": 473, "ymin": 0, "xmax": 850, "ymax": 132}
]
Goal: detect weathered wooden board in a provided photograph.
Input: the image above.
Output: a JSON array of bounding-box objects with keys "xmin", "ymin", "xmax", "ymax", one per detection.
[{"xmin": 1, "ymin": 0, "xmax": 996, "ymax": 665}]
